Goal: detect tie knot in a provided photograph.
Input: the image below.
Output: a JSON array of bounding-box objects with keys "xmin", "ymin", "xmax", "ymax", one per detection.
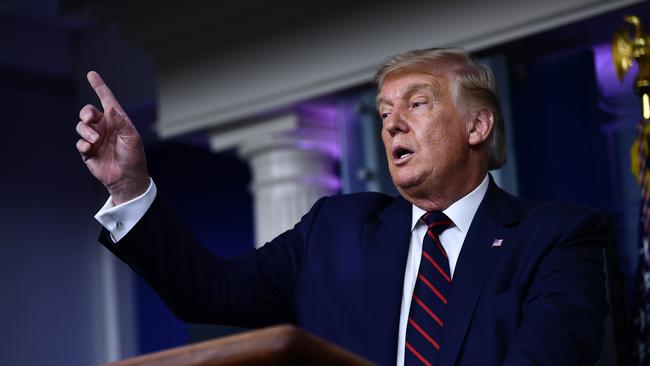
[{"xmin": 421, "ymin": 211, "xmax": 454, "ymax": 235}]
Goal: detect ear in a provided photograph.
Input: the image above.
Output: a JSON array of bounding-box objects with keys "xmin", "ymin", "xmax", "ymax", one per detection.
[{"xmin": 467, "ymin": 109, "xmax": 494, "ymax": 146}]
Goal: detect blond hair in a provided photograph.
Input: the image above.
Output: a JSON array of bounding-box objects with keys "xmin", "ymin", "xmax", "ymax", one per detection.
[{"xmin": 375, "ymin": 48, "xmax": 506, "ymax": 170}]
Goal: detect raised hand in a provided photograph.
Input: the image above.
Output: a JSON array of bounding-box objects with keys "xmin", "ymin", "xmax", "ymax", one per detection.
[{"xmin": 76, "ymin": 71, "xmax": 150, "ymax": 205}]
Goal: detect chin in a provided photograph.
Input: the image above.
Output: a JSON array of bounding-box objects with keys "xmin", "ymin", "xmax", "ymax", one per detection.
[{"xmin": 392, "ymin": 176, "xmax": 423, "ymax": 195}]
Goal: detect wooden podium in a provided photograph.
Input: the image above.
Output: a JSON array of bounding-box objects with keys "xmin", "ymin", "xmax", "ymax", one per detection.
[{"xmin": 105, "ymin": 325, "xmax": 375, "ymax": 366}]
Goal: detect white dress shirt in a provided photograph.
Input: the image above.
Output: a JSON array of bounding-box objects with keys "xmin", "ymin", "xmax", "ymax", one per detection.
[
  {"xmin": 95, "ymin": 175, "xmax": 489, "ymax": 365},
  {"xmin": 94, "ymin": 178, "xmax": 157, "ymax": 242},
  {"xmin": 396, "ymin": 175, "xmax": 489, "ymax": 366}
]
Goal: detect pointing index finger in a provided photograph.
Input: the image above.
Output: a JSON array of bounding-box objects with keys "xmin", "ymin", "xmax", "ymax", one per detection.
[{"xmin": 87, "ymin": 71, "xmax": 126, "ymax": 115}]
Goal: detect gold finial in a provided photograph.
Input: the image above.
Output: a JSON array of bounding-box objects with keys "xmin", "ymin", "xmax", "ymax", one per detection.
[{"xmin": 613, "ymin": 15, "xmax": 650, "ymax": 119}]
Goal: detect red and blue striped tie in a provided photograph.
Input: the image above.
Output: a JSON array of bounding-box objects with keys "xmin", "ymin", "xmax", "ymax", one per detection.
[{"xmin": 405, "ymin": 211, "xmax": 454, "ymax": 366}]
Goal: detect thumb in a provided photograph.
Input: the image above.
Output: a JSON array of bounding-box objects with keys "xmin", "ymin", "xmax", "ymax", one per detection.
[
  {"xmin": 108, "ymin": 107, "xmax": 132, "ymax": 133},
  {"xmin": 109, "ymin": 107, "xmax": 143, "ymax": 148}
]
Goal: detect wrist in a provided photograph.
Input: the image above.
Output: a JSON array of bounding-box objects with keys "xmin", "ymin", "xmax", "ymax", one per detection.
[{"xmin": 108, "ymin": 175, "xmax": 151, "ymax": 205}]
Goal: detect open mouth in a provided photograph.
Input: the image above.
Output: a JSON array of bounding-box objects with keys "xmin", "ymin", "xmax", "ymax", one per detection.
[{"xmin": 393, "ymin": 146, "xmax": 414, "ymax": 160}]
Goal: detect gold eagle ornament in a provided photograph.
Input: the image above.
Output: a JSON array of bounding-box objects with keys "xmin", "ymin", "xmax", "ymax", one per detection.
[
  {"xmin": 613, "ymin": 16, "xmax": 650, "ymax": 183},
  {"xmin": 612, "ymin": 15, "xmax": 650, "ymax": 101}
]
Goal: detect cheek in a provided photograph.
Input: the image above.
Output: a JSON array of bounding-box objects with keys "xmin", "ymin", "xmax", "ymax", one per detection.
[
  {"xmin": 416, "ymin": 126, "xmax": 441, "ymax": 150},
  {"xmin": 411, "ymin": 109, "xmax": 431, "ymax": 119},
  {"xmin": 381, "ymin": 130, "xmax": 391, "ymax": 146}
]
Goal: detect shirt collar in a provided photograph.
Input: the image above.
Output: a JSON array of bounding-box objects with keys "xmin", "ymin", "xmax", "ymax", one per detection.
[{"xmin": 410, "ymin": 174, "xmax": 490, "ymax": 232}]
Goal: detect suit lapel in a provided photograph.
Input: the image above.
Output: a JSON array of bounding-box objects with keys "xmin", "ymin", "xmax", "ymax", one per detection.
[
  {"xmin": 363, "ymin": 196, "xmax": 412, "ymax": 365},
  {"xmin": 438, "ymin": 179, "xmax": 519, "ymax": 366}
]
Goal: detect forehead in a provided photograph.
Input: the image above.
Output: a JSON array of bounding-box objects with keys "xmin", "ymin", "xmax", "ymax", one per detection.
[{"xmin": 377, "ymin": 72, "xmax": 449, "ymax": 106}]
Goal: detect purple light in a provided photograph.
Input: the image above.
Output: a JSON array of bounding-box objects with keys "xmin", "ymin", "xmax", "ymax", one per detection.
[
  {"xmin": 593, "ymin": 42, "xmax": 638, "ymax": 99},
  {"xmin": 294, "ymin": 102, "xmax": 343, "ymax": 159}
]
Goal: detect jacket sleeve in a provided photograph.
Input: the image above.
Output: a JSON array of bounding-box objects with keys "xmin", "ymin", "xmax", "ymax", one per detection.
[
  {"xmin": 502, "ymin": 208, "xmax": 611, "ymax": 366},
  {"xmin": 99, "ymin": 194, "xmax": 326, "ymax": 328}
]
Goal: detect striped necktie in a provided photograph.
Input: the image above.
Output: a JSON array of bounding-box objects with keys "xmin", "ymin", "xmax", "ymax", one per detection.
[{"xmin": 405, "ymin": 211, "xmax": 454, "ymax": 366}]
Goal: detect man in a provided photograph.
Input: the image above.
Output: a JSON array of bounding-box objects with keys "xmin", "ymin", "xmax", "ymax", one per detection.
[{"xmin": 75, "ymin": 48, "xmax": 610, "ymax": 365}]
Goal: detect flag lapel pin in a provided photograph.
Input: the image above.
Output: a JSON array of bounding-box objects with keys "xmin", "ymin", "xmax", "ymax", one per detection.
[{"xmin": 491, "ymin": 239, "xmax": 503, "ymax": 248}]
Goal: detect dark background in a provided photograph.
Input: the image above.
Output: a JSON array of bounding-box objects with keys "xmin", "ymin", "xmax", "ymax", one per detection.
[{"xmin": 2, "ymin": 0, "xmax": 649, "ymax": 365}]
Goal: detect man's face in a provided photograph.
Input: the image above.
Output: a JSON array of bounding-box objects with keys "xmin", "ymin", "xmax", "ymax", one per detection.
[{"xmin": 377, "ymin": 71, "xmax": 471, "ymax": 201}]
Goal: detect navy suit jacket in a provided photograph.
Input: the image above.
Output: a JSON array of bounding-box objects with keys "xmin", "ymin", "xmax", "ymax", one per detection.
[{"xmin": 100, "ymin": 179, "xmax": 610, "ymax": 365}]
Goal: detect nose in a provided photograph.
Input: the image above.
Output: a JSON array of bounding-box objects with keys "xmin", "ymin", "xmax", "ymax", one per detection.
[{"xmin": 383, "ymin": 108, "xmax": 409, "ymax": 137}]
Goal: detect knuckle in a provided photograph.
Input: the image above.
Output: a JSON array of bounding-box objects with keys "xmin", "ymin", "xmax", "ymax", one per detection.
[{"xmin": 97, "ymin": 85, "xmax": 111, "ymax": 98}]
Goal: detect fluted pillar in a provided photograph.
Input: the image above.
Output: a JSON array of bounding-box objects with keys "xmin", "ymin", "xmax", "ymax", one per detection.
[{"xmin": 209, "ymin": 110, "xmax": 340, "ymax": 248}]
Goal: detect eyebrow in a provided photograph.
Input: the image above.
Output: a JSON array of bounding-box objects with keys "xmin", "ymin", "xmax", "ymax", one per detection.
[{"xmin": 376, "ymin": 83, "xmax": 440, "ymax": 109}]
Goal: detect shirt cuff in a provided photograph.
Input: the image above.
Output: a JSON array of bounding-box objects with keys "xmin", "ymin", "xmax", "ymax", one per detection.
[{"xmin": 94, "ymin": 178, "xmax": 157, "ymax": 243}]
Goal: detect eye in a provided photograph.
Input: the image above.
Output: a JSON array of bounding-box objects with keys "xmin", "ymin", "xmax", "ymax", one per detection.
[
  {"xmin": 380, "ymin": 112, "xmax": 390, "ymax": 120},
  {"xmin": 410, "ymin": 101, "xmax": 427, "ymax": 109}
]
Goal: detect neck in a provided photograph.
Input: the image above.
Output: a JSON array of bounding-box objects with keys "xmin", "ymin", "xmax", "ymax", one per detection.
[{"xmin": 401, "ymin": 169, "xmax": 487, "ymax": 212}]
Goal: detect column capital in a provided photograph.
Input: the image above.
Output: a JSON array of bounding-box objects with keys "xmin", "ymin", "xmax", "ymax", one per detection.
[{"xmin": 207, "ymin": 106, "xmax": 341, "ymax": 248}]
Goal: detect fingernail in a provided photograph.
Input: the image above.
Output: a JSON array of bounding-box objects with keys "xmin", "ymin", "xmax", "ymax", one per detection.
[{"xmin": 89, "ymin": 132, "xmax": 99, "ymax": 143}]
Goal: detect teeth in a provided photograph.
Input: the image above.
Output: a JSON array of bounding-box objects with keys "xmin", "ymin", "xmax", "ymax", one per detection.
[{"xmin": 399, "ymin": 153, "xmax": 411, "ymax": 159}]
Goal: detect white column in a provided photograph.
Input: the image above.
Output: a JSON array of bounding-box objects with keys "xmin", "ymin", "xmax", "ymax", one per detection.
[{"xmin": 209, "ymin": 109, "xmax": 340, "ymax": 248}]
